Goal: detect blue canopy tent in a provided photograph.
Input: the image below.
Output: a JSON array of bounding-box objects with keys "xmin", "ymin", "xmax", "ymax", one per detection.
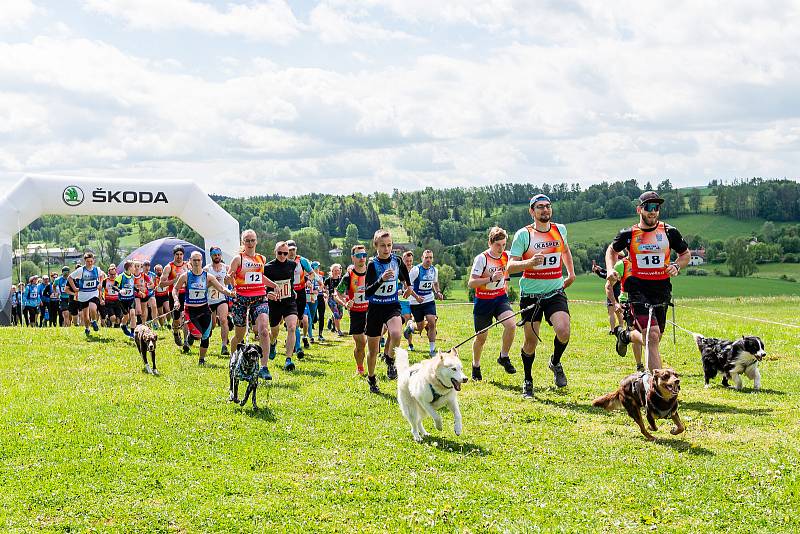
[{"xmin": 120, "ymin": 237, "xmax": 204, "ymax": 269}]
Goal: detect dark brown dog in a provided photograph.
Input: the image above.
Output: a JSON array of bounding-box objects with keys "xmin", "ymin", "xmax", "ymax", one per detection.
[
  {"xmin": 134, "ymin": 324, "xmax": 158, "ymax": 375},
  {"xmin": 592, "ymin": 369, "xmax": 684, "ymax": 441}
]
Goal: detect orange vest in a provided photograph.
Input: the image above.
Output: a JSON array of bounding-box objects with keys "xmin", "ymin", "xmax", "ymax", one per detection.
[
  {"xmin": 629, "ymin": 222, "xmax": 670, "ymax": 281},
  {"xmin": 167, "ymin": 261, "xmax": 187, "ymax": 293},
  {"xmin": 521, "ymin": 224, "xmax": 565, "ymax": 280},
  {"xmin": 619, "ymin": 258, "xmax": 633, "ymax": 292},
  {"xmin": 475, "ymin": 250, "xmax": 508, "ymax": 299},
  {"xmin": 346, "ymin": 270, "xmax": 368, "ymax": 312},
  {"xmin": 235, "ymin": 253, "xmax": 267, "ymax": 297}
]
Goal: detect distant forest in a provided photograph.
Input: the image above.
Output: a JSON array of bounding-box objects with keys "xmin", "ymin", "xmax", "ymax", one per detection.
[{"xmin": 14, "ymin": 178, "xmax": 800, "ymax": 281}]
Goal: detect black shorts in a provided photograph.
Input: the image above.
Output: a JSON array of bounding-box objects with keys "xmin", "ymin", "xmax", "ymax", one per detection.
[
  {"xmin": 410, "ymin": 301, "xmax": 437, "ymax": 323},
  {"xmin": 348, "ymin": 310, "xmax": 367, "ymax": 336},
  {"xmin": 103, "ymin": 300, "xmax": 119, "ymax": 319},
  {"xmin": 78, "ymin": 297, "xmax": 100, "ymax": 311},
  {"xmin": 187, "ymin": 305, "xmax": 213, "ymax": 340},
  {"xmin": 58, "ymin": 300, "xmax": 70, "ymax": 312},
  {"xmin": 268, "ymin": 298, "xmax": 298, "ymax": 328},
  {"xmin": 156, "ymin": 293, "xmax": 170, "ymax": 307},
  {"xmin": 69, "ymin": 298, "xmax": 79, "ymax": 316},
  {"xmin": 473, "ymin": 295, "xmax": 513, "ymax": 332},
  {"xmin": 628, "ymin": 288, "xmax": 671, "ymax": 332},
  {"xmin": 118, "ymin": 299, "xmax": 134, "ymax": 313},
  {"xmin": 520, "ymin": 292, "xmax": 570, "ymax": 326},
  {"xmin": 210, "ymin": 300, "xmax": 228, "ymax": 313},
  {"xmin": 365, "ymin": 302, "xmax": 402, "ymax": 338},
  {"xmin": 172, "ymin": 292, "xmax": 185, "ymax": 320}
]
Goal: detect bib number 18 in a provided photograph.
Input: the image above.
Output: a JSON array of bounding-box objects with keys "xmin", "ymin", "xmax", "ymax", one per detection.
[{"xmin": 636, "ymin": 253, "xmax": 664, "ymax": 269}]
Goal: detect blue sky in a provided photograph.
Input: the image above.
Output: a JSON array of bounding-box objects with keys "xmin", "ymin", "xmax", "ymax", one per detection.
[{"xmin": 1, "ymin": 0, "xmax": 799, "ymax": 197}]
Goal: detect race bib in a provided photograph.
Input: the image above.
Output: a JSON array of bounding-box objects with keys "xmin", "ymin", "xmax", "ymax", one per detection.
[
  {"xmin": 375, "ymin": 281, "xmax": 396, "ymax": 297},
  {"xmin": 274, "ymin": 279, "xmax": 292, "ymax": 299},
  {"xmin": 30, "ymin": 290, "xmax": 39, "ymax": 299},
  {"xmin": 635, "ymin": 253, "xmax": 664, "ymax": 270},
  {"xmin": 82, "ymin": 279, "xmax": 98, "ymax": 289},
  {"xmin": 533, "ymin": 253, "xmax": 561, "ymax": 270},
  {"xmin": 245, "ymin": 272, "xmax": 263, "ymax": 285},
  {"xmin": 119, "ymin": 287, "xmax": 134, "ymax": 297},
  {"xmin": 209, "ymin": 287, "xmax": 221, "ymax": 301},
  {"xmin": 353, "ymin": 290, "xmax": 366, "ymax": 304},
  {"xmin": 419, "ymin": 280, "xmax": 434, "ymax": 291},
  {"xmin": 189, "ymin": 289, "xmax": 206, "ymax": 300},
  {"xmin": 487, "ymin": 269, "xmax": 505, "ymax": 290}
]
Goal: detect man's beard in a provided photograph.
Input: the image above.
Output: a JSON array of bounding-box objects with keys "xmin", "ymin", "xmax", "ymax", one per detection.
[
  {"xmin": 536, "ymin": 214, "xmax": 551, "ymax": 223},
  {"xmin": 212, "ymin": 258, "xmax": 221, "ymax": 264}
]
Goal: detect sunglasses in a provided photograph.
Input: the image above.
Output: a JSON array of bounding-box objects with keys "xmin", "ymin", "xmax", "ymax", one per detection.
[
  {"xmin": 277, "ymin": 251, "xmax": 289, "ymax": 256},
  {"xmin": 353, "ymin": 252, "xmax": 368, "ymax": 258},
  {"xmin": 243, "ymin": 239, "xmax": 256, "ymax": 243},
  {"xmin": 642, "ymin": 203, "xmax": 661, "ymax": 212},
  {"xmin": 532, "ymin": 203, "xmax": 552, "ymax": 210}
]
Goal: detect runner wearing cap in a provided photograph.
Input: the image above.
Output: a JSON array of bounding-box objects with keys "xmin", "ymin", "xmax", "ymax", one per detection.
[
  {"xmin": 507, "ymin": 194, "xmax": 576, "ymax": 397},
  {"xmin": 204, "ymin": 246, "xmax": 231, "ymax": 355},
  {"xmin": 264, "ymin": 241, "xmax": 301, "ymax": 372},
  {"xmin": 335, "ymin": 245, "xmax": 369, "ymax": 375},
  {"xmin": 160, "ymin": 245, "xmax": 189, "ymax": 348},
  {"xmin": 605, "ymin": 191, "xmax": 690, "ymax": 371}
]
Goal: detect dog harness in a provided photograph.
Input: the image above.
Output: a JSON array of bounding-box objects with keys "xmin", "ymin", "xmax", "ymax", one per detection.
[
  {"xmin": 408, "ymin": 369, "xmax": 452, "ymax": 402},
  {"xmin": 632, "ymin": 372, "xmax": 677, "ymax": 419}
]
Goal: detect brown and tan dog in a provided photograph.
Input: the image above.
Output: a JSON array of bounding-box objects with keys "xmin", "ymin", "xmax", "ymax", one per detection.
[
  {"xmin": 592, "ymin": 368, "xmax": 684, "ymax": 441},
  {"xmin": 134, "ymin": 324, "xmax": 158, "ymax": 375}
]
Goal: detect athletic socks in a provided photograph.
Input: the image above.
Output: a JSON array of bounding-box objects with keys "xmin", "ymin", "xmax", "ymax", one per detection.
[
  {"xmin": 429, "ymin": 342, "xmax": 436, "ymax": 353},
  {"xmin": 552, "ymin": 337, "xmax": 568, "ymax": 365},
  {"xmin": 521, "ymin": 350, "xmax": 535, "ymax": 382}
]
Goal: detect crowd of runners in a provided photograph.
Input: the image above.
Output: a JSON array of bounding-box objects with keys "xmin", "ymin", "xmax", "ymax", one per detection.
[{"xmin": 8, "ymin": 190, "xmax": 688, "ymax": 396}]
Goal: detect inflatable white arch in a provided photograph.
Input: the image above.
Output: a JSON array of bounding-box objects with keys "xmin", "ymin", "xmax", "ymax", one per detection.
[{"xmin": 0, "ymin": 174, "xmax": 240, "ymax": 325}]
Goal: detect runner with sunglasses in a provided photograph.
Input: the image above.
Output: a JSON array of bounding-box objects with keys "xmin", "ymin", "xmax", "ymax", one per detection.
[
  {"xmin": 204, "ymin": 246, "xmax": 231, "ymax": 355},
  {"xmin": 605, "ymin": 191, "xmax": 690, "ymax": 371},
  {"xmin": 335, "ymin": 245, "xmax": 370, "ymax": 375}
]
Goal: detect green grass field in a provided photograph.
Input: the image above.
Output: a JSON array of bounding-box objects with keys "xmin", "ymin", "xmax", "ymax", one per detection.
[
  {"xmin": 1, "ymin": 297, "xmax": 799, "ymax": 532},
  {"xmin": 751, "ymin": 262, "xmax": 800, "ymax": 280}
]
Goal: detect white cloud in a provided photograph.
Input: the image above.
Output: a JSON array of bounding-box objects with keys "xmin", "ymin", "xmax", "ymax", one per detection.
[
  {"xmin": 0, "ymin": 0, "xmax": 41, "ymax": 29},
  {"xmin": 1, "ymin": 3, "xmax": 800, "ymax": 196},
  {"xmin": 83, "ymin": 0, "xmax": 302, "ymax": 43}
]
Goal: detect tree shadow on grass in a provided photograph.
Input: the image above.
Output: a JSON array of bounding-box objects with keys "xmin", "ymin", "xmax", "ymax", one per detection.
[
  {"xmin": 488, "ymin": 380, "xmax": 520, "ymax": 394},
  {"xmin": 200, "ymin": 362, "xmax": 227, "ymax": 370},
  {"xmin": 655, "ymin": 437, "xmax": 714, "ymax": 456},
  {"xmin": 423, "ymin": 435, "xmax": 490, "ymax": 457},
  {"xmin": 289, "ymin": 368, "xmax": 326, "ymax": 378},
  {"xmin": 263, "ymin": 382, "xmax": 299, "ymax": 391},
  {"xmin": 680, "ymin": 400, "xmax": 774, "ymax": 415}
]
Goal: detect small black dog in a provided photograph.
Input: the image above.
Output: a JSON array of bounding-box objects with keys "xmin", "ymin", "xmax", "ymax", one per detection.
[
  {"xmin": 694, "ymin": 334, "xmax": 766, "ymax": 390},
  {"xmin": 134, "ymin": 324, "xmax": 158, "ymax": 375},
  {"xmin": 229, "ymin": 343, "xmax": 263, "ymax": 409}
]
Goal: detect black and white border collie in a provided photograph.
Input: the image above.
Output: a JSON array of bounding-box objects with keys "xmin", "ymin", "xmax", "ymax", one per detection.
[{"xmin": 694, "ymin": 334, "xmax": 766, "ymax": 390}]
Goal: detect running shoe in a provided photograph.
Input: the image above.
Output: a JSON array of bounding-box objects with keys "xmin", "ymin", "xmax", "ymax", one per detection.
[
  {"xmin": 522, "ymin": 379, "xmax": 534, "ymax": 399},
  {"xmin": 258, "ymin": 366, "xmax": 272, "ymax": 380},
  {"xmin": 549, "ymin": 359, "xmax": 567, "ymax": 388},
  {"xmin": 187, "ymin": 336, "xmax": 195, "ymax": 346},
  {"xmin": 198, "ymin": 358, "xmax": 205, "ymax": 366},
  {"xmin": 91, "ymin": 320, "xmax": 99, "ymax": 332},
  {"xmin": 143, "ymin": 364, "xmax": 152, "ymax": 374},
  {"xmin": 152, "ymin": 368, "xmax": 159, "ymax": 376},
  {"xmin": 408, "ymin": 344, "xmax": 415, "ymax": 351},
  {"xmin": 221, "ymin": 345, "xmax": 229, "ymax": 356},
  {"xmin": 403, "ymin": 324, "xmax": 413, "ymax": 338},
  {"xmin": 472, "ymin": 365, "xmax": 482, "ymax": 381},
  {"xmin": 497, "ymin": 355, "xmax": 517, "ymax": 374},
  {"xmin": 284, "ymin": 358, "xmax": 296, "ymax": 371},
  {"xmin": 296, "ymin": 349, "xmax": 305, "ymax": 359},
  {"xmin": 337, "ymin": 330, "xmax": 345, "ymax": 337},
  {"xmin": 318, "ymin": 334, "xmax": 325, "ymax": 342},
  {"xmin": 386, "ymin": 358, "xmax": 397, "ymax": 380},
  {"xmin": 636, "ymin": 363, "xmax": 645, "ymax": 372},
  {"xmin": 84, "ymin": 328, "xmax": 90, "ymax": 337},
  {"xmin": 269, "ymin": 342, "xmax": 277, "ymax": 360},
  {"xmin": 615, "ymin": 328, "xmax": 630, "ymax": 357},
  {"xmin": 327, "ymin": 318, "xmax": 333, "ymax": 331},
  {"xmin": 121, "ymin": 324, "xmax": 131, "ymax": 337},
  {"xmin": 303, "ymin": 337, "xmax": 310, "ymax": 348},
  {"xmin": 182, "ymin": 343, "xmax": 190, "ymax": 354},
  {"xmin": 368, "ymin": 376, "xmax": 380, "ymax": 394},
  {"xmin": 429, "ymin": 349, "xmax": 436, "ymax": 357}
]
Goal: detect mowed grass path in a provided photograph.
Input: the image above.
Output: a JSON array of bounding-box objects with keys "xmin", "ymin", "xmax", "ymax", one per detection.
[{"xmin": 1, "ymin": 298, "xmax": 799, "ymax": 532}]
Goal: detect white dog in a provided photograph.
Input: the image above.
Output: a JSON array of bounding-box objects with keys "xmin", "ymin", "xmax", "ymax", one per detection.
[{"xmin": 395, "ymin": 347, "xmax": 469, "ymax": 442}]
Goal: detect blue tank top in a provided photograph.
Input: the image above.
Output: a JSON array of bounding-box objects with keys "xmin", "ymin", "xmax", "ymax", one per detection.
[
  {"xmin": 118, "ymin": 273, "xmax": 135, "ymax": 301},
  {"xmin": 412, "ymin": 264, "xmax": 436, "ymax": 297},
  {"xmin": 56, "ymin": 277, "xmax": 70, "ymax": 301},
  {"xmin": 185, "ymin": 271, "xmax": 208, "ymax": 306},
  {"xmin": 79, "ymin": 266, "xmax": 100, "ymax": 293},
  {"xmin": 369, "ymin": 256, "xmax": 401, "ymax": 305}
]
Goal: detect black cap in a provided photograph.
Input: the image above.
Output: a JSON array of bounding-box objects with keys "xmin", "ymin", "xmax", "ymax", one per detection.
[
  {"xmin": 286, "ymin": 240, "xmax": 297, "ymax": 248},
  {"xmin": 638, "ymin": 191, "xmax": 664, "ymax": 205}
]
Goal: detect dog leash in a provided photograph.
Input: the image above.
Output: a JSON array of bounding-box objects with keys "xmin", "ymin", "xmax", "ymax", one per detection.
[
  {"xmin": 145, "ymin": 308, "xmax": 173, "ymax": 327},
  {"xmin": 449, "ymin": 301, "xmax": 540, "ymax": 351}
]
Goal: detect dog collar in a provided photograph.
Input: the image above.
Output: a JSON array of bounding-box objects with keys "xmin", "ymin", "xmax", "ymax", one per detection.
[{"xmin": 429, "ymin": 384, "xmax": 444, "ymax": 402}]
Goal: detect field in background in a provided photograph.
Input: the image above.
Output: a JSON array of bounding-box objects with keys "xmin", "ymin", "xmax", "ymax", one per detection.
[{"xmin": 1, "ymin": 298, "xmax": 798, "ymax": 531}]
